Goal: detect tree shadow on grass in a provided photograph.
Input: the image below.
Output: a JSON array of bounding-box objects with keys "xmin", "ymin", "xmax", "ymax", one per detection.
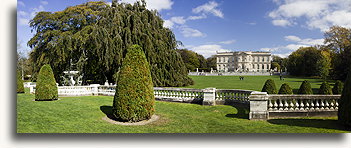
[
  {"xmin": 268, "ymin": 119, "xmax": 350, "ymax": 131},
  {"xmin": 100, "ymin": 105, "xmax": 117, "ymax": 120},
  {"xmin": 225, "ymin": 104, "xmax": 249, "ymax": 119}
]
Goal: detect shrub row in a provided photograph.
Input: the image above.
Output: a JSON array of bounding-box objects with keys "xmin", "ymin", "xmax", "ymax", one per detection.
[{"xmin": 261, "ymin": 79, "xmax": 344, "ymax": 95}]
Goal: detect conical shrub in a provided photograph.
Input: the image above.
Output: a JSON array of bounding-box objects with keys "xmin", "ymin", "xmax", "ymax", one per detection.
[
  {"xmin": 35, "ymin": 64, "xmax": 58, "ymax": 101},
  {"xmin": 261, "ymin": 79, "xmax": 277, "ymax": 94},
  {"xmin": 113, "ymin": 45, "xmax": 155, "ymax": 122},
  {"xmin": 332, "ymin": 80, "xmax": 344, "ymax": 94},
  {"xmin": 318, "ymin": 81, "xmax": 333, "ymax": 95},
  {"xmin": 278, "ymin": 83, "xmax": 293, "ymax": 94},
  {"xmin": 338, "ymin": 69, "xmax": 351, "ymax": 127},
  {"xmin": 297, "ymin": 80, "xmax": 313, "ymax": 94},
  {"xmin": 17, "ymin": 70, "xmax": 24, "ymax": 93}
]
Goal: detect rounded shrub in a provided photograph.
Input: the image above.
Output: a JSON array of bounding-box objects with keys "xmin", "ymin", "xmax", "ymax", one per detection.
[
  {"xmin": 338, "ymin": 69, "xmax": 351, "ymax": 127},
  {"xmin": 332, "ymin": 80, "xmax": 344, "ymax": 94},
  {"xmin": 17, "ymin": 70, "xmax": 24, "ymax": 93},
  {"xmin": 278, "ymin": 83, "xmax": 293, "ymax": 94},
  {"xmin": 297, "ymin": 80, "xmax": 313, "ymax": 94},
  {"xmin": 35, "ymin": 64, "xmax": 58, "ymax": 101},
  {"xmin": 261, "ymin": 79, "xmax": 277, "ymax": 94},
  {"xmin": 318, "ymin": 81, "xmax": 333, "ymax": 95},
  {"xmin": 113, "ymin": 45, "xmax": 155, "ymax": 122}
]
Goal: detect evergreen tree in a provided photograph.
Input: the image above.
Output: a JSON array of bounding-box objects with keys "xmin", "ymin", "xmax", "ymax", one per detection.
[
  {"xmin": 113, "ymin": 45, "xmax": 155, "ymax": 122},
  {"xmin": 28, "ymin": 1, "xmax": 192, "ymax": 87},
  {"xmin": 261, "ymin": 79, "xmax": 277, "ymax": 94},
  {"xmin": 35, "ymin": 64, "xmax": 58, "ymax": 101},
  {"xmin": 332, "ymin": 80, "xmax": 344, "ymax": 94},
  {"xmin": 338, "ymin": 69, "xmax": 351, "ymax": 127},
  {"xmin": 278, "ymin": 83, "xmax": 293, "ymax": 94},
  {"xmin": 318, "ymin": 81, "xmax": 333, "ymax": 95},
  {"xmin": 17, "ymin": 70, "xmax": 24, "ymax": 93},
  {"xmin": 297, "ymin": 80, "xmax": 313, "ymax": 94}
]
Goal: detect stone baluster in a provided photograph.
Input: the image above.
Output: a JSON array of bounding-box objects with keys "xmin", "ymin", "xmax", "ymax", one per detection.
[
  {"xmin": 268, "ymin": 100, "xmax": 273, "ymax": 111},
  {"xmin": 273, "ymin": 100, "xmax": 278, "ymax": 111},
  {"xmin": 299, "ymin": 101, "xmax": 304, "ymax": 111},
  {"xmin": 335, "ymin": 100, "xmax": 339, "ymax": 110},
  {"xmin": 289, "ymin": 100, "xmax": 294, "ymax": 111},
  {"xmin": 310, "ymin": 100, "xmax": 315, "ymax": 110},
  {"xmin": 278, "ymin": 100, "xmax": 283, "ymax": 111},
  {"xmin": 324, "ymin": 100, "xmax": 329, "ymax": 110},
  {"xmin": 283, "ymin": 100, "xmax": 289, "ymax": 110},
  {"xmin": 315, "ymin": 99, "xmax": 320, "ymax": 110},
  {"xmin": 295, "ymin": 101, "xmax": 299, "ymax": 111},
  {"xmin": 330, "ymin": 100, "xmax": 335, "ymax": 110}
]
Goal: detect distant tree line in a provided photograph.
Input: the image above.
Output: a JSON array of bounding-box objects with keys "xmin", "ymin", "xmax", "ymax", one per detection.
[{"xmin": 176, "ymin": 49, "xmax": 217, "ymax": 72}]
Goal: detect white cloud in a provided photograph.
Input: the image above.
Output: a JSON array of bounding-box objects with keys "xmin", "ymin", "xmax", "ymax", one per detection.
[
  {"xmin": 260, "ymin": 35, "xmax": 324, "ymax": 57},
  {"xmin": 180, "ymin": 26, "xmax": 206, "ymax": 38},
  {"xmin": 192, "ymin": 1, "xmax": 224, "ymax": 18},
  {"xmin": 18, "ymin": 11, "xmax": 28, "ymax": 17},
  {"xmin": 170, "ymin": 16, "xmax": 186, "ymax": 24},
  {"xmin": 163, "ymin": 16, "xmax": 186, "ymax": 29},
  {"xmin": 248, "ymin": 22, "xmax": 257, "ymax": 25},
  {"xmin": 40, "ymin": 1, "xmax": 48, "ymax": 5},
  {"xmin": 219, "ymin": 40, "xmax": 236, "ymax": 45},
  {"xmin": 272, "ymin": 19, "xmax": 292, "ymax": 27},
  {"xmin": 18, "ymin": 1, "xmax": 25, "ymax": 7},
  {"xmin": 18, "ymin": 18, "xmax": 30, "ymax": 26},
  {"xmin": 284, "ymin": 35, "xmax": 301, "ymax": 42},
  {"xmin": 119, "ymin": 0, "xmax": 173, "ymax": 11},
  {"xmin": 189, "ymin": 44, "xmax": 230, "ymax": 58},
  {"xmin": 163, "ymin": 20, "xmax": 174, "ymax": 28},
  {"xmin": 187, "ymin": 15, "xmax": 207, "ymax": 20},
  {"xmin": 269, "ymin": 0, "xmax": 351, "ymax": 31}
]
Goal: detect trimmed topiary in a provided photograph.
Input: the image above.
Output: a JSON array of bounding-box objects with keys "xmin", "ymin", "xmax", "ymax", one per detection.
[
  {"xmin": 318, "ymin": 81, "xmax": 333, "ymax": 95},
  {"xmin": 261, "ymin": 79, "xmax": 277, "ymax": 94},
  {"xmin": 278, "ymin": 83, "xmax": 293, "ymax": 94},
  {"xmin": 332, "ymin": 80, "xmax": 344, "ymax": 94},
  {"xmin": 338, "ymin": 69, "xmax": 351, "ymax": 127},
  {"xmin": 35, "ymin": 64, "xmax": 58, "ymax": 101},
  {"xmin": 297, "ymin": 80, "xmax": 313, "ymax": 94},
  {"xmin": 17, "ymin": 70, "xmax": 24, "ymax": 93},
  {"xmin": 113, "ymin": 45, "xmax": 155, "ymax": 122}
]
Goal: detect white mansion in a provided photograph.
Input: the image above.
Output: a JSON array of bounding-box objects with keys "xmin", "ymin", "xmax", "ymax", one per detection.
[{"xmin": 216, "ymin": 51, "xmax": 272, "ymax": 72}]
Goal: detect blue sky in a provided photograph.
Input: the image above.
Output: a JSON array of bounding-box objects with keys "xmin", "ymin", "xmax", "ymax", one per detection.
[{"xmin": 17, "ymin": 0, "xmax": 351, "ymax": 58}]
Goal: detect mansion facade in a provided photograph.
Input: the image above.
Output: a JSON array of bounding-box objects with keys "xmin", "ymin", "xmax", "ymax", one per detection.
[{"xmin": 216, "ymin": 51, "xmax": 272, "ymax": 72}]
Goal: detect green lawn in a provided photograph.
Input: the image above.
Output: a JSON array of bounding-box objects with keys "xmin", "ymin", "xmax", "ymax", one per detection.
[
  {"xmin": 17, "ymin": 92, "xmax": 349, "ymax": 133},
  {"xmin": 185, "ymin": 75, "xmax": 333, "ymax": 94}
]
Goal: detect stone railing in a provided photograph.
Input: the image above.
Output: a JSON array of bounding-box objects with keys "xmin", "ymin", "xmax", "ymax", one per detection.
[
  {"xmin": 58, "ymin": 86, "xmax": 95, "ymax": 96},
  {"xmin": 215, "ymin": 89, "xmax": 252, "ymax": 105},
  {"xmin": 248, "ymin": 93, "xmax": 341, "ymax": 120},
  {"xmin": 154, "ymin": 87, "xmax": 204, "ymax": 103}
]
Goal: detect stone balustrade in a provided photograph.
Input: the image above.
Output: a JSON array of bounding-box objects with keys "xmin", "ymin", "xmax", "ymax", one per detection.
[
  {"xmin": 267, "ymin": 95, "xmax": 340, "ymax": 119},
  {"xmin": 154, "ymin": 87, "xmax": 204, "ymax": 103}
]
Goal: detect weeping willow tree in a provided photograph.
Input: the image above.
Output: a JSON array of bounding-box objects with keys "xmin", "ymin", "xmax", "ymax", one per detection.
[{"xmin": 28, "ymin": 0, "xmax": 193, "ymax": 87}]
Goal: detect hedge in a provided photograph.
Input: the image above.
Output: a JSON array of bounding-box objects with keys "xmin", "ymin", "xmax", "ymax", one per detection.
[{"xmin": 261, "ymin": 79, "xmax": 277, "ymax": 94}]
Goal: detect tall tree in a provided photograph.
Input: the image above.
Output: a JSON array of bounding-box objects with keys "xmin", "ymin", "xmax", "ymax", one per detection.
[
  {"xmin": 28, "ymin": 1, "xmax": 192, "ymax": 87},
  {"xmin": 176, "ymin": 49, "xmax": 207, "ymax": 71},
  {"xmin": 324, "ymin": 26, "xmax": 351, "ymax": 80}
]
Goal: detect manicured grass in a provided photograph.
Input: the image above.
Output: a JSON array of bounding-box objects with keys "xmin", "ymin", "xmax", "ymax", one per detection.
[
  {"xmin": 185, "ymin": 75, "xmax": 334, "ymax": 94},
  {"xmin": 17, "ymin": 92, "xmax": 349, "ymax": 133}
]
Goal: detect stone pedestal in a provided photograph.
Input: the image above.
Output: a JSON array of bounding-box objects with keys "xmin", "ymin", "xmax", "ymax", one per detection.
[
  {"xmin": 249, "ymin": 91, "xmax": 268, "ymax": 120},
  {"xmin": 203, "ymin": 88, "xmax": 216, "ymax": 106}
]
